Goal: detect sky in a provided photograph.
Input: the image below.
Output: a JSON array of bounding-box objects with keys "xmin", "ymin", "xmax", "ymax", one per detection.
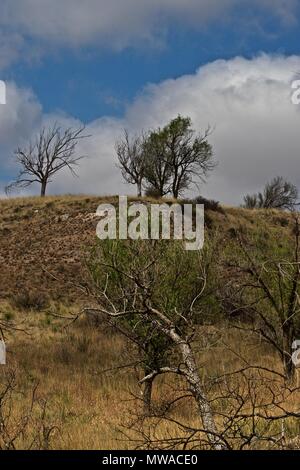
[{"xmin": 1, "ymin": 0, "xmax": 300, "ymax": 205}]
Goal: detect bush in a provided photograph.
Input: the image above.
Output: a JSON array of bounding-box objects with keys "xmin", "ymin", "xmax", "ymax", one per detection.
[
  {"xmin": 193, "ymin": 195, "xmax": 224, "ymax": 213},
  {"xmin": 145, "ymin": 187, "xmax": 162, "ymax": 199},
  {"xmin": 12, "ymin": 290, "xmax": 50, "ymax": 311},
  {"xmin": 181, "ymin": 196, "xmax": 224, "ymax": 213},
  {"xmin": 243, "ymin": 177, "xmax": 298, "ymax": 210}
]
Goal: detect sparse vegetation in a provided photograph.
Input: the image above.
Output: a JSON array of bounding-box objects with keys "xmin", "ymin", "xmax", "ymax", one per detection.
[
  {"xmin": 117, "ymin": 116, "xmax": 215, "ymax": 199},
  {"xmin": 243, "ymin": 177, "xmax": 299, "ymax": 210},
  {"xmin": 0, "ymin": 195, "xmax": 299, "ymax": 449}
]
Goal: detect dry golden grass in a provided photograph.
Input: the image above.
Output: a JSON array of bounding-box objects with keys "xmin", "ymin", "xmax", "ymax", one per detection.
[
  {"xmin": 0, "ymin": 194, "xmax": 293, "ymax": 305},
  {"xmin": 1, "ymin": 302, "xmax": 299, "ymax": 450},
  {"xmin": 1, "ymin": 305, "xmax": 137, "ymax": 449},
  {"xmin": 0, "ymin": 196, "xmax": 298, "ymax": 449},
  {"xmin": 0, "ymin": 194, "xmax": 181, "ymax": 303}
]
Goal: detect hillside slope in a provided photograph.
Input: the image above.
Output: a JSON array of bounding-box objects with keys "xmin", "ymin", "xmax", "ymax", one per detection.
[
  {"xmin": 0, "ymin": 195, "xmax": 294, "ymax": 305},
  {"xmin": 0, "ymin": 195, "xmax": 298, "ymax": 450}
]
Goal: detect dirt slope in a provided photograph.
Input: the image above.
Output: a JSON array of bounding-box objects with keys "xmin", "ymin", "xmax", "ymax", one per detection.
[{"xmin": 0, "ymin": 195, "xmax": 293, "ymax": 304}]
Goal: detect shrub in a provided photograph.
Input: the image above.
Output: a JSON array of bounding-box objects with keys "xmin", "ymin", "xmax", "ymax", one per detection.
[
  {"xmin": 180, "ymin": 196, "xmax": 224, "ymax": 214},
  {"xmin": 12, "ymin": 290, "xmax": 50, "ymax": 311},
  {"xmin": 193, "ymin": 195, "xmax": 224, "ymax": 213},
  {"xmin": 145, "ymin": 187, "xmax": 162, "ymax": 199}
]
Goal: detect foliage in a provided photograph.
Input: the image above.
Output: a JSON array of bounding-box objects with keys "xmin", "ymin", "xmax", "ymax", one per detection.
[
  {"xmin": 116, "ymin": 116, "xmax": 215, "ymax": 198},
  {"xmin": 244, "ymin": 177, "xmax": 298, "ymax": 210}
]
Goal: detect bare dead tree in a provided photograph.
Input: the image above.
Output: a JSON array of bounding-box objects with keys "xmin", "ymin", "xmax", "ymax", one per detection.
[
  {"xmin": 220, "ymin": 217, "xmax": 300, "ymax": 382},
  {"xmin": 0, "ymin": 310, "xmax": 58, "ymax": 449},
  {"xmin": 0, "ymin": 369, "xmax": 59, "ymax": 449},
  {"xmin": 126, "ymin": 365, "xmax": 300, "ymax": 450},
  {"xmin": 6, "ymin": 124, "xmax": 89, "ymax": 197},
  {"xmin": 116, "ymin": 130, "xmax": 147, "ymax": 197}
]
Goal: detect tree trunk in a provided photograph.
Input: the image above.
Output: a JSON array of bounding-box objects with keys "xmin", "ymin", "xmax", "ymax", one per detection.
[
  {"xmin": 283, "ymin": 356, "xmax": 295, "ymax": 383},
  {"xmin": 143, "ymin": 376, "xmax": 154, "ymax": 415},
  {"xmin": 40, "ymin": 180, "xmax": 47, "ymax": 197},
  {"xmin": 172, "ymin": 169, "xmax": 179, "ymax": 199},
  {"xmin": 282, "ymin": 321, "xmax": 296, "ymax": 382},
  {"xmin": 282, "ymin": 322, "xmax": 296, "ymax": 383},
  {"xmin": 166, "ymin": 326, "xmax": 225, "ymax": 449},
  {"xmin": 137, "ymin": 181, "xmax": 142, "ymax": 197},
  {"xmin": 173, "ymin": 187, "xmax": 179, "ymax": 199},
  {"xmin": 146, "ymin": 302, "xmax": 224, "ymax": 449},
  {"xmin": 178, "ymin": 339, "xmax": 224, "ymax": 449}
]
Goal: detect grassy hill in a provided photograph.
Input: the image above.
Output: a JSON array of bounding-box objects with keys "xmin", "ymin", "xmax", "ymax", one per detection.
[
  {"xmin": 0, "ymin": 195, "xmax": 298, "ymax": 450},
  {"xmin": 0, "ymin": 194, "xmax": 294, "ymax": 304}
]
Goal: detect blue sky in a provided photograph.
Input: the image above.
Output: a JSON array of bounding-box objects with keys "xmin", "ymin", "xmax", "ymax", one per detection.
[
  {"xmin": 1, "ymin": 0, "xmax": 300, "ymax": 203},
  {"xmin": 3, "ymin": 8, "xmax": 300, "ymax": 122}
]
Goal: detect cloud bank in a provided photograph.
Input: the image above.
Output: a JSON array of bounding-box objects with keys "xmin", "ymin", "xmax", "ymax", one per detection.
[
  {"xmin": 0, "ymin": 0, "xmax": 298, "ymax": 68},
  {"xmin": 1, "ymin": 54, "xmax": 300, "ymax": 205}
]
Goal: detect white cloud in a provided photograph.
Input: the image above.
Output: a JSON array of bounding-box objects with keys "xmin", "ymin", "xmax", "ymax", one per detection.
[
  {"xmin": 0, "ymin": 82, "xmax": 42, "ymax": 192},
  {"xmin": 0, "ymin": 82, "xmax": 41, "ymax": 151},
  {"xmin": 50, "ymin": 54, "xmax": 300, "ymax": 205},
  {"xmin": 0, "ymin": 31, "xmax": 24, "ymax": 70},
  {"xmin": 259, "ymin": 0, "xmax": 298, "ymax": 26},
  {"xmin": 0, "ymin": 0, "xmax": 298, "ymax": 65},
  {"xmin": 2, "ymin": 54, "xmax": 300, "ymax": 205}
]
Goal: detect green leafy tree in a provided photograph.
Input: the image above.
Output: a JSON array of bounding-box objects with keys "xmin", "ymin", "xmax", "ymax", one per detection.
[
  {"xmin": 144, "ymin": 116, "xmax": 215, "ymax": 199},
  {"xmin": 116, "ymin": 116, "xmax": 215, "ymax": 199}
]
